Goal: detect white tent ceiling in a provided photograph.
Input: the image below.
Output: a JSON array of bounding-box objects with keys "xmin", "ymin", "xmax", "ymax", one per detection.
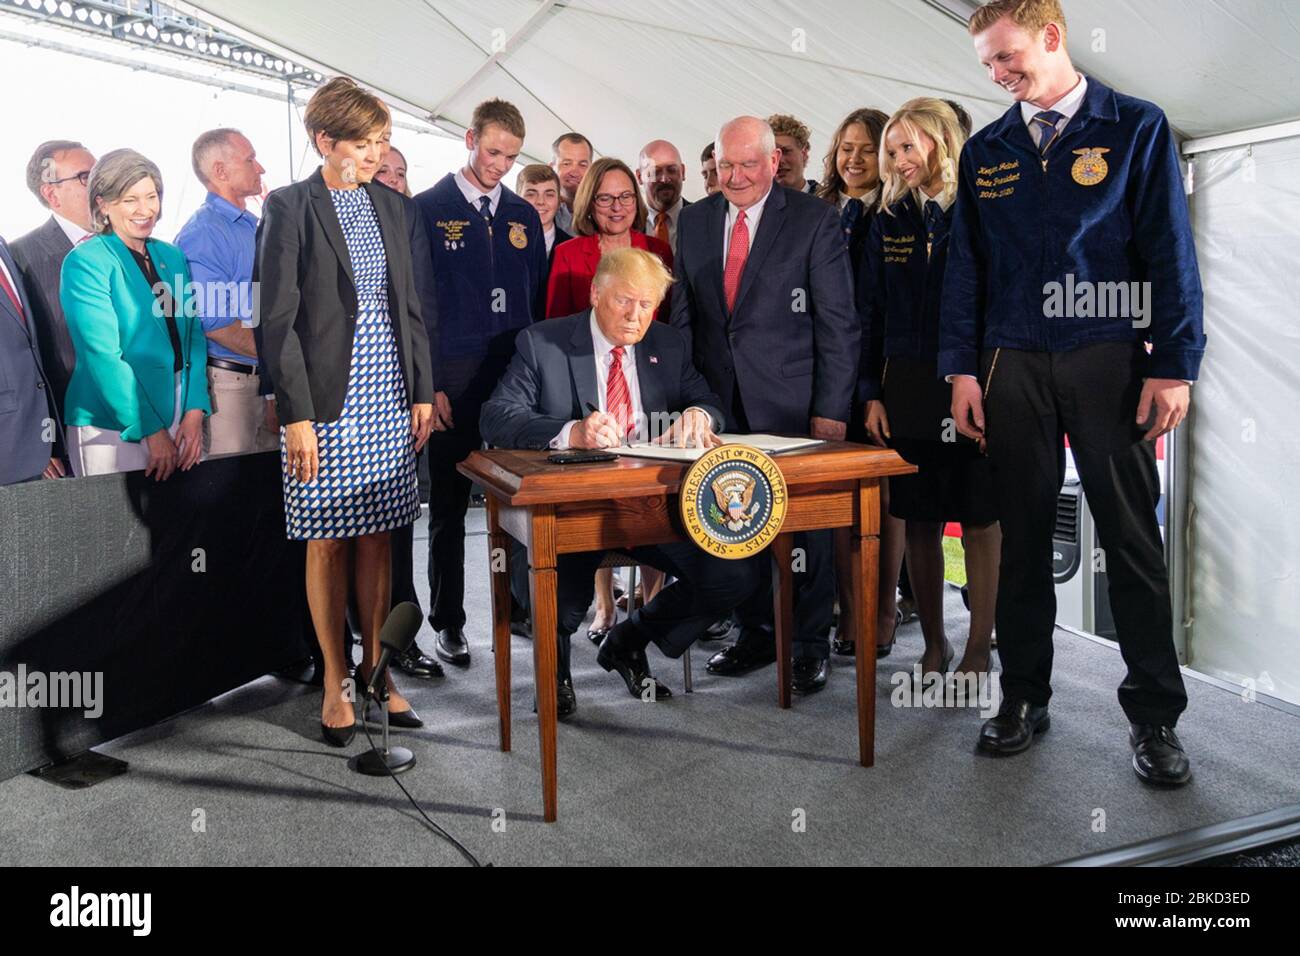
[{"xmin": 176, "ymin": 0, "xmax": 1300, "ymax": 193}]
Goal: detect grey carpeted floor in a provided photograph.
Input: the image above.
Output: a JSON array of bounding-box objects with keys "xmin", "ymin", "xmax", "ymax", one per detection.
[{"xmin": 1, "ymin": 508, "xmax": 1297, "ymax": 867}]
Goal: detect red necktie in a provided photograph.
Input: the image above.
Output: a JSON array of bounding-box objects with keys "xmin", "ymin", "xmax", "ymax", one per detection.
[
  {"xmin": 606, "ymin": 346, "xmax": 635, "ymax": 439},
  {"xmin": 0, "ymin": 265, "xmax": 26, "ymax": 327},
  {"xmin": 723, "ymin": 210, "xmax": 749, "ymax": 312}
]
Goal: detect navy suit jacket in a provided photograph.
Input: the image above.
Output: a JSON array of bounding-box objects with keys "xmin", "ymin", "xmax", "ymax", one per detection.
[
  {"xmin": 669, "ymin": 186, "xmax": 858, "ymax": 435},
  {"xmin": 0, "ymin": 237, "xmax": 59, "ymax": 484},
  {"xmin": 480, "ymin": 310, "xmax": 723, "ymax": 450}
]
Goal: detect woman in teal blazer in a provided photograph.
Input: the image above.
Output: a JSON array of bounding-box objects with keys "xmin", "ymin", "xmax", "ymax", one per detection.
[{"xmin": 61, "ymin": 149, "xmax": 209, "ymax": 479}]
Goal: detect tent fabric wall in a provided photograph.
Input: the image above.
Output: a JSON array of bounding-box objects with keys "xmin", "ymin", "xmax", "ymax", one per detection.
[
  {"xmin": 1185, "ymin": 134, "xmax": 1300, "ymax": 706},
  {"xmin": 177, "ymin": 0, "xmax": 1300, "ymax": 185}
]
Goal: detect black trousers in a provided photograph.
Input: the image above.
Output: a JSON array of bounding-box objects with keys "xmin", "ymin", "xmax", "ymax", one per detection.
[
  {"xmin": 982, "ymin": 342, "xmax": 1187, "ymax": 726},
  {"xmin": 551, "ymin": 543, "xmax": 763, "ymax": 682},
  {"xmin": 727, "ymin": 380, "xmax": 836, "ymax": 659},
  {"xmin": 424, "ymin": 410, "xmax": 482, "ymax": 631}
]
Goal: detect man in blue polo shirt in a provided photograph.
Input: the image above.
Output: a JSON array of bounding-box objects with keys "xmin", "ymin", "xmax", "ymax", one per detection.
[
  {"xmin": 175, "ymin": 128, "xmax": 276, "ymax": 458},
  {"xmin": 941, "ymin": 0, "xmax": 1206, "ymax": 787},
  {"xmin": 414, "ymin": 99, "xmax": 547, "ymax": 667}
]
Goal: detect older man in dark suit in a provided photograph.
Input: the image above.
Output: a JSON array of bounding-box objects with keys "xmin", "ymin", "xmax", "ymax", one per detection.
[
  {"xmin": 10, "ymin": 140, "xmax": 97, "ymax": 427},
  {"xmin": 482, "ymin": 247, "xmax": 762, "ymax": 717},
  {"xmin": 670, "ymin": 115, "xmax": 859, "ymax": 694},
  {"xmin": 1, "ymin": 235, "xmax": 64, "ymax": 485}
]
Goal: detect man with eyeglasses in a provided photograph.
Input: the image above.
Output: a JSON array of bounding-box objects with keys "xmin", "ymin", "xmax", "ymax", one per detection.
[
  {"xmin": 11, "ymin": 140, "xmax": 97, "ymax": 430},
  {"xmin": 670, "ymin": 116, "xmax": 858, "ymax": 695}
]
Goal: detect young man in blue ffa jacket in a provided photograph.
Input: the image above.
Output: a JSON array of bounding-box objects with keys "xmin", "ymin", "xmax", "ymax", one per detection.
[
  {"xmin": 941, "ymin": 0, "xmax": 1206, "ymax": 787},
  {"xmin": 413, "ymin": 99, "xmax": 548, "ymax": 668}
]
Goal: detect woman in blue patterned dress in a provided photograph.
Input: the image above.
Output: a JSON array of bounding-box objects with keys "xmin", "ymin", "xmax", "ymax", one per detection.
[{"xmin": 257, "ymin": 78, "xmax": 435, "ymax": 746}]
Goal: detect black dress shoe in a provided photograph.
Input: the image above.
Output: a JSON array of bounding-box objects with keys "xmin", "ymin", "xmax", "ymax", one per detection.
[
  {"xmin": 434, "ymin": 627, "xmax": 471, "ymax": 666},
  {"xmin": 705, "ymin": 638, "xmax": 776, "ymax": 676},
  {"xmin": 791, "ymin": 657, "xmax": 830, "ymax": 695},
  {"xmin": 321, "ymin": 720, "xmax": 356, "ymax": 747},
  {"xmin": 1130, "ymin": 724, "xmax": 1191, "ymax": 787},
  {"xmin": 702, "ymin": 618, "xmax": 733, "ymax": 641},
  {"xmin": 976, "ymin": 698, "xmax": 1050, "ymax": 755},
  {"xmin": 597, "ymin": 630, "xmax": 672, "ymax": 700},
  {"xmin": 394, "ymin": 643, "xmax": 444, "ymax": 679},
  {"xmin": 532, "ymin": 679, "xmax": 578, "ymax": 719},
  {"xmin": 385, "ymin": 706, "xmax": 424, "ymax": 729},
  {"xmin": 586, "ymin": 621, "xmax": 615, "ymax": 648}
]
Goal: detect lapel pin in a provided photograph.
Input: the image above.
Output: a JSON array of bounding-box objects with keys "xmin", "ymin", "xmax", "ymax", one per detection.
[{"xmin": 649, "ymin": 355, "xmax": 658, "ymax": 364}]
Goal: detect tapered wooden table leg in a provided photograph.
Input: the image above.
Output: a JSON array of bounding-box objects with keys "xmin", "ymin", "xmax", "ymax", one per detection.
[
  {"xmin": 528, "ymin": 507, "xmax": 559, "ymax": 822},
  {"xmin": 771, "ymin": 533, "xmax": 795, "ymax": 709},
  {"xmin": 852, "ymin": 481, "xmax": 881, "ymax": 767},
  {"xmin": 487, "ymin": 498, "xmax": 512, "ymax": 753}
]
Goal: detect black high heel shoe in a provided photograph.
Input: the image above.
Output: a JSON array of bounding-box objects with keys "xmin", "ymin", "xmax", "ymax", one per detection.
[
  {"xmin": 321, "ymin": 719, "xmax": 357, "ymax": 748},
  {"xmin": 354, "ymin": 665, "xmax": 424, "ymax": 729}
]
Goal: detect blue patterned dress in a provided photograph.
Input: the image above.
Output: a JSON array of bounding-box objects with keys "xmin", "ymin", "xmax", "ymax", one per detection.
[{"xmin": 281, "ymin": 186, "xmax": 420, "ymax": 540}]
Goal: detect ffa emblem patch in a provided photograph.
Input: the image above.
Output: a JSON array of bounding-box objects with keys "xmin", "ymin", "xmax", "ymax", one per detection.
[
  {"xmin": 680, "ymin": 445, "xmax": 787, "ymax": 559},
  {"xmin": 508, "ymin": 222, "xmax": 528, "ymax": 249},
  {"xmin": 1071, "ymin": 147, "xmax": 1111, "ymax": 186}
]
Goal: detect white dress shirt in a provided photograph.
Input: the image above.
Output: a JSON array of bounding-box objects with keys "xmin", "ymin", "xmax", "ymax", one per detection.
[
  {"xmin": 723, "ymin": 185, "xmax": 774, "ymax": 260},
  {"xmin": 52, "ymin": 212, "xmax": 92, "ymax": 247},
  {"xmin": 552, "ymin": 314, "xmax": 647, "ymax": 449},
  {"xmin": 543, "ymin": 225, "xmax": 556, "ymax": 256},
  {"xmin": 837, "ymin": 186, "xmax": 880, "ymax": 212},
  {"xmin": 455, "ymin": 168, "xmax": 502, "ymax": 217},
  {"xmin": 1020, "ymin": 73, "xmax": 1088, "ymax": 147},
  {"xmin": 646, "ymin": 196, "xmax": 684, "ymax": 253}
]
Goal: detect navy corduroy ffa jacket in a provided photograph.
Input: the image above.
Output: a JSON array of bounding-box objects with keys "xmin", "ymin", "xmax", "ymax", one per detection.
[
  {"xmin": 413, "ymin": 175, "xmax": 547, "ymax": 376},
  {"xmin": 938, "ymin": 77, "xmax": 1206, "ymax": 382},
  {"xmin": 858, "ymin": 191, "xmax": 953, "ymax": 401}
]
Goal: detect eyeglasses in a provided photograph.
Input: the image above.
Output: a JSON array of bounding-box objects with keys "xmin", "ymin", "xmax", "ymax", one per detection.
[
  {"xmin": 593, "ymin": 191, "xmax": 637, "ymax": 209},
  {"xmin": 49, "ymin": 171, "xmax": 91, "ymax": 187}
]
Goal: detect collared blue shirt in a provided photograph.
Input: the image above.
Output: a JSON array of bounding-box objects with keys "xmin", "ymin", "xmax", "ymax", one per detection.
[{"xmin": 174, "ymin": 191, "xmax": 258, "ymax": 364}]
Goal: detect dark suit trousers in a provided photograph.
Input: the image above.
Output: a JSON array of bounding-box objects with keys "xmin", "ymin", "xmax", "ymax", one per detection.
[
  {"xmin": 553, "ymin": 544, "xmax": 763, "ymax": 680},
  {"xmin": 982, "ymin": 342, "xmax": 1186, "ymax": 726},
  {"xmin": 728, "ymin": 380, "xmax": 836, "ymax": 659},
  {"xmin": 425, "ymin": 405, "xmax": 482, "ymax": 631}
]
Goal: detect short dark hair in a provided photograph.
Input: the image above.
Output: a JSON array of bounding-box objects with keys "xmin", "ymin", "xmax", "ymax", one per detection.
[
  {"xmin": 304, "ymin": 77, "xmax": 390, "ymax": 156},
  {"xmin": 472, "ymin": 99, "xmax": 526, "ymax": 139},
  {"xmin": 943, "ymin": 99, "xmax": 974, "ymax": 138},
  {"xmin": 191, "ymin": 128, "xmax": 242, "ymax": 186},
  {"xmin": 516, "ymin": 163, "xmax": 560, "ymax": 191},
  {"xmin": 26, "ymin": 139, "xmax": 86, "ymax": 206},
  {"xmin": 700, "ymin": 141, "xmax": 715, "ymax": 163},
  {"xmin": 551, "ymin": 132, "xmax": 592, "ymax": 157}
]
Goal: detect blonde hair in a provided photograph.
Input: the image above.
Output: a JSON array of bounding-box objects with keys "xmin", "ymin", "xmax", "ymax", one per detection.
[
  {"xmin": 593, "ymin": 247, "xmax": 672, "ymax": 304},
  {"xmin": 305, "ymin": 77, "xmax": 390, "ymax": 156},
  {"xmin": 879, "ymin": 98, "xmax": 966, "ymax": 214},
  {"xmin": 571, "ymin": 157, "xmax": 646, "ymax": 237},
  {"xmin": 968, "ymin": 0, "xmax": 1067, "ymax": 42},
  {"xmin": 767, "ymin": 113, "xmax": 811, "ymax": 151}
]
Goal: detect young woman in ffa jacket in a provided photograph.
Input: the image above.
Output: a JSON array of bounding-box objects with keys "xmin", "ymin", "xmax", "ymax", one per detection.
[{"xmin": 861, "ymin": 98, "xmax": 1001, "ymax": 684}]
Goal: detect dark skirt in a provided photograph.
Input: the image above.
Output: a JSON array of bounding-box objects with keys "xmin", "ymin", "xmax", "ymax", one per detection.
[{"xmin": 882, "ymin": 355, "xmax": 997, "ymax": 525}]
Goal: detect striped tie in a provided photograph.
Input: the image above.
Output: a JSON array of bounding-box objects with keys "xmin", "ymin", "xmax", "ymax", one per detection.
[
  {"xmin": 606, "ymin": 346, "xmax": 634, "ymax": 439},
  {"xmin": 1032, "ymin": 110, "xmax": 1065, "ymax": 158}
]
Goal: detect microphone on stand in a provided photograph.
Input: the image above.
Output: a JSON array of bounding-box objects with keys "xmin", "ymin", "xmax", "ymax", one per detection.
[{"xmin": 351, "ymin": 602, "xmax": 423, "ymax": 777}]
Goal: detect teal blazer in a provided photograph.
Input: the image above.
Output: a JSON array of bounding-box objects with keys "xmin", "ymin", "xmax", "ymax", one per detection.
[{"xmin": 60, "ymin": 233, "xmax": 210, "ymax": 442}]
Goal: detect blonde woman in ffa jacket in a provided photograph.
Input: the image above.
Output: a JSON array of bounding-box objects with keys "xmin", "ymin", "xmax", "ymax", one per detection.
[
  {"xmin": 862, "ymin": 99, "xmax": 1001, "ymax": 691},
  {"xmin": 941, "ymin": 1, "xmax": 1205, "ymax": 786}
]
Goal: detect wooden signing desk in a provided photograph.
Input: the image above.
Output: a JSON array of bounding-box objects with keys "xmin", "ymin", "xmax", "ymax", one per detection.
[{"xmin": 458, "ymin": 442, "xmax": 915, "ymax": 822}]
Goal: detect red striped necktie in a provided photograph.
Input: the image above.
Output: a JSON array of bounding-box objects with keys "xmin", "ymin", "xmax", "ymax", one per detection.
[{"xmin": 606, "ymin": 346, "xmax": 635, "ymax": 439}]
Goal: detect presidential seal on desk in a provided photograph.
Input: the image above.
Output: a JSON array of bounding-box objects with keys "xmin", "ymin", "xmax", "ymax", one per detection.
[{"xmin": 680, "ymin": 445, "xmax": 788, "ymax": 559}]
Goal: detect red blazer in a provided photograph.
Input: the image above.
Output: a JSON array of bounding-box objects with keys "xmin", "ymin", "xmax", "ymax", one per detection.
[{"xmin": 545, "ymin": 230, "xmax": 673, "ymax": 321}]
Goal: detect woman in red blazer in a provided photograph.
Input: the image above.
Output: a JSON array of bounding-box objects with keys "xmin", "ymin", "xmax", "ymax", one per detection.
[{"xmin": 546, "ymin": 157, "xmax": 672, "ymax": 321}]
